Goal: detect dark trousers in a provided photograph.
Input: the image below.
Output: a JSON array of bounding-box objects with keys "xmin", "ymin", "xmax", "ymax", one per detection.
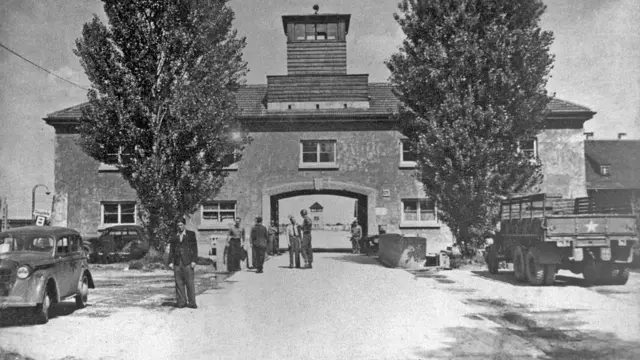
[
  {"xmin": 174, "ymin": 264, "xmax": 196, "ymax": 306},
  {"xmin": 289, "ymin": 236, "xmax": 301, "ymax": 268},
  {"xmin": 227, "ymin": 238, "xmax": 242, "ymax": 272},
  {"xmin": 301, "ymin": 233, "xmax": 313, "ymax": 264},
  {"xmin": 254, "ymin": 246, "xmax": 267, "ymax": 271},
  {"xmin": 274, "ymin": 234, "xmax": 280, "ymax": 254}
]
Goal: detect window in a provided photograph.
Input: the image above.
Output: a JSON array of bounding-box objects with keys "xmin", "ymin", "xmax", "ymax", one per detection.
[
  {"xmin": 223, "ymin": 150, "xmax": 241, "ymax": 170},
  {"xmin": 202, "ymin": 202, "xmax": 237, "ymax": 225},
  {"xmin": 400, "ymin": 140, "xmax": 417, "ymax": 166},
  {"xmin": 600, "ymin": 165, "xmax": 611, "ymax": 176},
  {"xmin": 106, "ymin": 146, "xmax": 132, "ymax": 165},
  {"xmin": 401, "ymin": 199, "xmax": 437, "ymax": 225},
  {"xmin": 295, "ymin": 23, "xmax": 338, "ymax": 41},
  {"xmin": 56, "ymin": 236, "xmax": 70, "ymax": 255},
  {"xmin": 301, "ymin": 140, "xmax": 336, "ymax": 164},
  {"xmin": 102, "ymin": 202, "xmax": 136, "ymax": 225},
  {"xmin": 518, "ymin": 139, "xmax": 538, "ymax": 158},
  {"xmin": 313, "ymin": 216, "xmax": 320, "ymax": 221}
]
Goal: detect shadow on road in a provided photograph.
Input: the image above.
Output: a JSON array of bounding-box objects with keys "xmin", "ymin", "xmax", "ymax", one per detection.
[
  {"xmin": 416, "ymin": 298, "xmax": 640, "ymax": 359},
  {"xmin": 471, "ymin": 270, "xmax": 592, "ymax": 287},
  {"xmin": 325, "ymin": 254, "xmax": 383, "ymax": 266}
]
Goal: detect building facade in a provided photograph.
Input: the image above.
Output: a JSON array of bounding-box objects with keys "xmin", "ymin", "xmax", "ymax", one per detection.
[{"xmin": 44, "ymin": 11, "xmax": 595, "ymax": 251}]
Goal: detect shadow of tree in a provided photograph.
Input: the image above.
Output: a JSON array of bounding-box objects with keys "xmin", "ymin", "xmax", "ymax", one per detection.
[
  {"xmin": 0, "ymin": 347, "xmax": 36, "ymax": 360},
  {"xmin": 414, "ymin": 325, "xmax": 640, "ymax": 359}
]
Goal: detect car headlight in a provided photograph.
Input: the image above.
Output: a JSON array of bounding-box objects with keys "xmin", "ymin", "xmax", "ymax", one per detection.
[{"xmin": 17, "ymin": 265, "xmax": 32, "ymax": 279}]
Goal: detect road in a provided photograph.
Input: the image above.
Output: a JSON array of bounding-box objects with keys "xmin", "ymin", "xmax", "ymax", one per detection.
[{"xmin": 1, "ymin": 253, "xmax": 639, "ymax": 360}]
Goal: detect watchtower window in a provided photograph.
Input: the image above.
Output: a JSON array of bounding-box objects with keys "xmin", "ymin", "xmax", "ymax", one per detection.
[
  {"xmin": 295, "ymin": 23, "xmax": 339, "ymax": 41},
  {"xmin": 295, "ymin": 24, "xmax": 305, "ymax": 40}
]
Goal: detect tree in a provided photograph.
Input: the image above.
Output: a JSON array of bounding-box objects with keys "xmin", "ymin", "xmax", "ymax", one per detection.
[
  {"xmin": 386, "ymin": 0, "xmax": 554, "ymax": 245},
  {"xmin": 74, "ymin": 0, "xmax": 249, "ymax": 250}
]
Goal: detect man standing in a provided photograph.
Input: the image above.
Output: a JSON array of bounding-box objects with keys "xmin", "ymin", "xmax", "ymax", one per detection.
[
  {"xmin": 286, "ymin": 215, "xmax": 301, "ymax": 268},
  {"xmin": 227, "ymin": 217, "xmax": 245, "ymax": 272},
  {"xmin": 300, "ymin": 209, "xmax": 313, "ymax": 269},
  {"xmin": 169, "ymin": 217, "xmax": 198, "ymax": 309},
  {"xmin": 350, "ymin": 218, "xmax": 363, "ymax": 254},
  {"xmin": 250, "ymin": 217, "xmax": 269, "ymax": 273}
]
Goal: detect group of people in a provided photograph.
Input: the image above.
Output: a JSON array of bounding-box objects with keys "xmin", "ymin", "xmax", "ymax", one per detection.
[
  {"xmin": 224, "ymin": 209, "xmax": 314, "ymax": 274},
  {"xmin": 167, "ymin": 212, "xmax": 366, "ymax": 309}
]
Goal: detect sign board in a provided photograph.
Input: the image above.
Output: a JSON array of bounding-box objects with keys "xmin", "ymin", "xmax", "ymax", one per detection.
[
  {"xmin": 35, "ymin": 216, "xmax": 47, "ymax": 226},
  {"xmin": 33, "ymin": 209, "xmax": 52, "ymax": 218},
  {"xmin": 382, "ymin": 189, "xmax": 391, "ymax": 197}
]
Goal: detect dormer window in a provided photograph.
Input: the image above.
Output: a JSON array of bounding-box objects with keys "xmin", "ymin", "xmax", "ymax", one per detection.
[{"xmin": 600, "ymin": 165, "xmax": 611, "ymax": 176}]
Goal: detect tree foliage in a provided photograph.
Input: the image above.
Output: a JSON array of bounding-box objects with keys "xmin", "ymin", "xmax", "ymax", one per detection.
[
  {"xmin": 387, "ymin": 0, "xmax": 554, "ymax": 244},
  {"xmin": 74, "ymin": 0, "xmax": 249, "ymax": 249}
]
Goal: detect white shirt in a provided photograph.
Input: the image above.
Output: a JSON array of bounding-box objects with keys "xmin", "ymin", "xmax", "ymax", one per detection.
[{"xmin": 286, "ymin": 223, "xmax": 299, "ymax": 245}]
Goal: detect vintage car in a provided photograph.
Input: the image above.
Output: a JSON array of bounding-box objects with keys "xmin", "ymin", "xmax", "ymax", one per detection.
[
  {"xmin": 88, "ymin": 224, "xmax": 150, "ymax": 263},
  {"xmin": 0, "ymin": 226, "xmax": 95, "ymax": 324}
]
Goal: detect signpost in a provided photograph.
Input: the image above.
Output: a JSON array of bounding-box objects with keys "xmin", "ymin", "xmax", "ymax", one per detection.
[{"xmin": 33, "ymin": 209, "xmax": 52, "ymax": 227}]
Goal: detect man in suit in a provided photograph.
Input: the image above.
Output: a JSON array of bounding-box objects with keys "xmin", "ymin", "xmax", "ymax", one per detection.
[
  {"xmin": 169, "ymin": 217, "xmax": 198, "ymax": 308},
  {"xmin": 250, "ymin": 216, "xmax": 269, "ymax": 273}
]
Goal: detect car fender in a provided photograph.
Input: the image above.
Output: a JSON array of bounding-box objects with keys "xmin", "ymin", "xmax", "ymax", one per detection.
[
  {"xmin": 77, "ymin": 268, "xmax": 96, "ymax": 290},
  {"xmin": 30, "ymin": 272, "xmax": 60, "ymax": 304}
]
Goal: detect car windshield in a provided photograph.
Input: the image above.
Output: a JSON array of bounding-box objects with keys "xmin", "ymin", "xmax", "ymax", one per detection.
[{"xmin": 0, "ymin": 233, "xmax": 55, "ymax": 254}]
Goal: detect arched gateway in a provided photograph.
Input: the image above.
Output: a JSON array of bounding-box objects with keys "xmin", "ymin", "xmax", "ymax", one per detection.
[{"xmin": 262, "ymin": 180, "xmax": 376, "ymax": 238}]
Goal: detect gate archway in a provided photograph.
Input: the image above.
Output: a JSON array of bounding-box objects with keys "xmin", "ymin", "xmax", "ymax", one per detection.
[{"xmin": 261, "ymin": 180, "xmax": 377, "ymax": 248}]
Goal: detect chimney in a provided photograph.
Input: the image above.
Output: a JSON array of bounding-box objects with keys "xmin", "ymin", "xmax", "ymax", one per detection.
[
  {"xmin": 584, "ymin": 132, "xmax": 594, "ymax": 140},
  {"xmin": 618, "ymin": 132, "xmax": 627, "ymax": 140}
]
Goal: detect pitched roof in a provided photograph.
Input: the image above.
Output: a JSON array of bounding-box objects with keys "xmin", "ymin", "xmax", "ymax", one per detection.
[
  {"xmin": 585, "ymin": 140, "xmax": 640, "ymax": 190},
  {"xmin": 309, "ymin": 202, "xmax": 324, "ymax": 210},
  {"xmin": 44, "ymin": 83, "xmax": 593, "ymax": 120}
]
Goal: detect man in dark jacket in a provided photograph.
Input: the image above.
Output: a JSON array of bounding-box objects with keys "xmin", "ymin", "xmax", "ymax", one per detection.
[
  {"xmin": 169, "ymin": 217, "xmax": 198, "ymax": 308},
  {"xmin": 250, "ymin": 217, "xmax": 269, "ymax": 273}
]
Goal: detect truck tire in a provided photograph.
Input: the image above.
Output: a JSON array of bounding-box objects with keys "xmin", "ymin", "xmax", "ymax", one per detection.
[
  {"xmin": 583, "ymin": 254, "xmax": 602, "ymax": 286},
  {"xmin": 525, "ymin": 249, "xmax": 545, "ymax": 286},
  {"xmin": 486, "ymin": 245, "xmax": 499, "ymax": 274},
  {"xmin": 611, "ymin": 266, "xmax": 630, "ymax": 285},
  {"xmin": 544, "ymin": 265, "xmax": 557, "ymax": 285},
  {"xmin": 513, "ymin": 246, "xmax": 526, "ymax": 282}
]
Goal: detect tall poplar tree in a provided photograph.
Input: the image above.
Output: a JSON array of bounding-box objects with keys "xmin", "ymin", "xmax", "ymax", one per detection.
[
  {"xmin": 387, "ymin": 0, "xmax": 554, "ymax": 244},
  {"xmin": 74, "ymin": 0, "xmax": 249, "ymax": 250}
]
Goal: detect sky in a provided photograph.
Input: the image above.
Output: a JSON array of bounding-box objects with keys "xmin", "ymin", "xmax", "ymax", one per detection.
[{"xmin": 1, "ymin": 0, "xmax": 639, "ymax": 218}]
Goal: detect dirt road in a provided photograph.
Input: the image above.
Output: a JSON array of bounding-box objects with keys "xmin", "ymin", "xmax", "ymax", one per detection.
[{"xmin": 1, "ymin": 255, "xmax": 639, "ymax": 360}]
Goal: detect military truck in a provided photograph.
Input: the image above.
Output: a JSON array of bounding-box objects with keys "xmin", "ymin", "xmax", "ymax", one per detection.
[{"xmin": 485, "ymin": 193, "xmax": 638, "ymax": 286}]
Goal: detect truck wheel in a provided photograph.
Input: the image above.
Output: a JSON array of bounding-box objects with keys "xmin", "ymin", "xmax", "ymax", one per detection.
[
  {"xmin": 525, "ymin": 249, "xmax": 545, "ymax": 286},
  {"xmin": 583, "ymin": 255, "xmax": 602, "ymax": 286},
  {"xmin": 612, "ymin": 266, "xmax": 630, "ymax": 285},
  {"xmin": 486, "ymin": 245, "xmax": 499, "ymax": 274},
  {"xmin": 513, "ymin": 246, "xmax": 526, "ymax": 282},
  {"xmin": 543, "ymin": 265, "xmax": 557, "ymax": 285},
  {"xmin": 34, "ymin": 291, "xmax": 52, "ymax": 324}
]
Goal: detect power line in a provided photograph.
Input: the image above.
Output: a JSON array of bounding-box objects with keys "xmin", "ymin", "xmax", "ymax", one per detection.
[{"xmin": 0, "ymin": 42, "xmax": 89, "ymax": 91}]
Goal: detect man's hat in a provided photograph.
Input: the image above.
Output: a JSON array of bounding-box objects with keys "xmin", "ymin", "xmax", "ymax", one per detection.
[{"xmin": 300, "ymin": 209, "xmax": 308, "ymax": 215}]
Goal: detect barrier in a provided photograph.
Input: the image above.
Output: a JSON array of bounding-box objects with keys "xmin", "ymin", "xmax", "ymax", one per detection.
[{"xmin": 378, "ymin": 233, "xmax": 427, "ymax": 269}]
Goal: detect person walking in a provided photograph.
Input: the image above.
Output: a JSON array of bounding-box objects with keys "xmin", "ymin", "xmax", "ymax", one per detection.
[
  {"xmin": 300, "ymin": 209, "xmax": 313, "ymax": 269},
  {"xmin": 250, "ymin": 217, "xmax": 269, "ymax": 273},
  {"xmin": 350, "ymin": 219, "xmax": 363, "ymax": 254},
  {"xmin": 168, "ymin": 217, "xmax": 198, "ymax": 309},
  {"xmin": 267, "ymin": 221, "xmax": 275, "ymax": 256},
  {"xmin": 286, "ymin": 215, "xmax": 302, "ymax": 268},
  {"xmin": 227, "ymin": 217, "xmax": 245, "ymax": 272}
]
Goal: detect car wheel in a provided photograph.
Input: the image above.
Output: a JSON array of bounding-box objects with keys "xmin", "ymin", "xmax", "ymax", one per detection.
[
  {"xmin": 34, "ymin": 291, "xmax": 52, "ymax": 324},
  {"xmin": 75, "ymin": 274, "xmax": 89, "ymax": 309}
]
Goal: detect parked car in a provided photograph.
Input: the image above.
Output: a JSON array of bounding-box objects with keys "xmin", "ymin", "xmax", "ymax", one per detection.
[
  {"xmin": 89, "ymin": 225, "xmax": 150, "ymax": 263},
  {"xmin": 0, "ymin": 226, "xmax": 95, "ymax": 324}
]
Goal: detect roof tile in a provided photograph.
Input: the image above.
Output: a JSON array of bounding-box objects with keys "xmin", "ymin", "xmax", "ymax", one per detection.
[{"xmin": 585, "ymin": 140, "xmax": 640, "ymax": 189}]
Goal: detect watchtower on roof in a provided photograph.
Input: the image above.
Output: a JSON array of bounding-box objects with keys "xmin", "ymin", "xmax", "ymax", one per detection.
[{"xmin": 281, "ymin": 6, "xmax": 351, "ymax": 75}]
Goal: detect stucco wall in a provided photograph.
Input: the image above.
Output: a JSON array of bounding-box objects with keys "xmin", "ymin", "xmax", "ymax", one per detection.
[
  {"xmin": 538, "ymin": 128, "xmax": 587, "ymax": 198},
  {"xmin": 52, "ymin": 122, "xmax": 450, "ymax": 246}
]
